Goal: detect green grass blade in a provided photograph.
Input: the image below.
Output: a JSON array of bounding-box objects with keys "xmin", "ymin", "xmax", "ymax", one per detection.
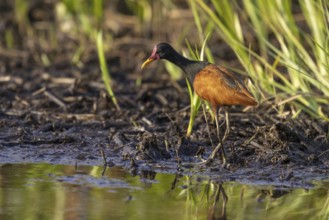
[{"xmin": 96, "ymin": 31, "xmax": 120, "ymax": 110}]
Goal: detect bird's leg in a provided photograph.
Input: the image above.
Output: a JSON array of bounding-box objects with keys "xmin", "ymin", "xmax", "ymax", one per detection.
[
  {"xmin": 216, "ymin": 111, "xmax": 227, "ymax": 164},
  {"xmin": 199, "ymin": 107, "xmax": 230, "ymax": 166},
  {"xmin": 201, "ymin": 107, "xmax": 227, "ymax": 166},
  {"xmin": 222, "ymin": 107, "xmax": 230, "ymax": 143},
  {"xmin": 202, "ymin": 103, "xmax": 215, "ymax": 149},
  {"xmin": 214, "ymin": 108, "xmax": 221, "ymax": 143},
  {"xmin": 217, "ymin": 108, "xmax": 226, "ymax": 128}
]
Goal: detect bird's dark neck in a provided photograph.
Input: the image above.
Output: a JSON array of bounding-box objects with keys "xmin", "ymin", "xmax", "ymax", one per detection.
[{"xmin": 164, "ymin": 52, "xmax": 209, "ymax": 83}]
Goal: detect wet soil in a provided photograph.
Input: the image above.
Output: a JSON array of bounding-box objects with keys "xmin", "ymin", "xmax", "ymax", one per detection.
[{"xmin": 1, "ymin": 1, "xmax": 329, "ymax": 187}]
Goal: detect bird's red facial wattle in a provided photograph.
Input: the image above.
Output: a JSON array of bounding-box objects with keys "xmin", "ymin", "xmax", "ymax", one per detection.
[{"xmin": 141, "ymin": 46, "xmax": 160, "ymax": 69}]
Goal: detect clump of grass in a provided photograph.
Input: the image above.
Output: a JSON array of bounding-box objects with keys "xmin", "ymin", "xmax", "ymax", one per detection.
[
  {"xmin": 193, "ymin": 0, "xmax": 329, "ymax": 120},
  {"xmin": 96, "ymin": 31, "xmax": 120, "ymax": 110},
  {"xmin": 186, "ymin": 77, "xmax": 202, "ymax": 137}
]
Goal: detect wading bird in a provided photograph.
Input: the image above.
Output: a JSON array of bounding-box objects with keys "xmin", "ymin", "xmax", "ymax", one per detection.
[{"xmin": 141, "ymin": 43, "xmax": 257, "ymax": 165}]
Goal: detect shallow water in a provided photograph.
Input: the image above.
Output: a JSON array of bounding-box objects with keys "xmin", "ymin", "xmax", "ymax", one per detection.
[{"xmin": 0, "ymin": 163, "xmax": 328, "ymax": 220}]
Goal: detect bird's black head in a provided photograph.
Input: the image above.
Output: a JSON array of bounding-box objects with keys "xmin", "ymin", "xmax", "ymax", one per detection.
[
  {"xmin": 141, "ymin": 42, "xmax": 176, "ymax": 69},
  {"xmin": 154, "ymin": 43, "xmax": 175, "ymax": 59},
  {"xmin": 141, "ymin": 42, "xmax": 208, "ymax": 83}
]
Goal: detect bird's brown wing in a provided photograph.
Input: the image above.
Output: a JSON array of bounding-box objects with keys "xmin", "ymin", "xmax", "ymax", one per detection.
[
  {"xmin": 216, "ymin": 65, "xmax": 257, "ymax": 103},
  {"xmin": 193, "ymin": 64, "xmax": 257, "ymax": 109}
]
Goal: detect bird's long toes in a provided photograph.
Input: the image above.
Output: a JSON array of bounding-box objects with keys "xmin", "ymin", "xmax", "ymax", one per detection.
[
  {"xmin": 194, "ymin": 158, "xmax": 213, "ymax": 166},
  {"xmin": 221, "ymin": 159, "xmax": 228, "ymax": 168}
]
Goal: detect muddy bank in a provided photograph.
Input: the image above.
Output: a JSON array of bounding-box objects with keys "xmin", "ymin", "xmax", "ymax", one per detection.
[{"xmin": 1, "ymin": 50, "xmax": 328, "ymax": 187}]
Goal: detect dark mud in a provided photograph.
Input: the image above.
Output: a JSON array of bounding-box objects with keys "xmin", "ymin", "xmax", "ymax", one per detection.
[{"xmin": 1, "ymin": 1, "xmax": 329, "ymax": 187}]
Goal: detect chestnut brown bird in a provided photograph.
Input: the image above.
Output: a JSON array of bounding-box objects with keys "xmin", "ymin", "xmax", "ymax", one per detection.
[{"xmin": 141, "ymin": 43, "xmax": 257, "ymax": 164}]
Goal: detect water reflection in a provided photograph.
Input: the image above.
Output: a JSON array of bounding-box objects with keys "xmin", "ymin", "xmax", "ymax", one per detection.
[{"xmin": 0, "ymin": 163, "xmax": 328, "ymax": 220}]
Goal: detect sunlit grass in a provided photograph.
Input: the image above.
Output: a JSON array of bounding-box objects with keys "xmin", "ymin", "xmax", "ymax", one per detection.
[
  {"xmin": 4, "ymin": 29, "xmax": 14, "ymax": 49},
  {"xmin": 14, "ymin": 0, "xmax": 29, "ymax": 31},
  {"xmin": 184, "ymin": 38, "xmax": 210, "ymax": 137},
  {"xmin": 59, "ymin": 0, "xmax": 103, "ymax": 39},
  {"xmin": 125, "ymin": 0, "xmax": 152, "ymax": 27},
  {"xmin": 96, "ymin": 31, "xmax": 120, "ymax": 110},
  {"xmin": 193, "ymin": 0, "xmax": 329, "ymax": 120},
  {"xmin": 186, "ymin": 78, "xmax": 202, "ymax": 137}
]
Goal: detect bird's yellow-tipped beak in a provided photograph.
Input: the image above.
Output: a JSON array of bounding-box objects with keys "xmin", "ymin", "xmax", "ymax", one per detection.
[{"xmin": 141, "ymin": 57, "xmax": 155, "ymax": 69}]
